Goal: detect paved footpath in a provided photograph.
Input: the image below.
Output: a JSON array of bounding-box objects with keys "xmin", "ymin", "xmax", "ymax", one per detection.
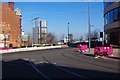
[
  {"xmin": 84, "ymin": 48, "xmax": 120, "ymax": 60},
  {"xmin": 0, "ymin": 45, "xmax": 69, "ymax": 54}
]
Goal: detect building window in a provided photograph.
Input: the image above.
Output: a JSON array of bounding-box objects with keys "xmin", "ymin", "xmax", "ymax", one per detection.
[
  {"xmin": 110, "ymin": 10, "xmax": 113, "ymax": 23},
  {"xmin": 104, "ymin": 7, "xmax": 120, "ymax": 25},
  {"xmin": 104, "ymin": 2, "xmax": 114, "ymax": 8},
  {"xmin": 113, "ymin": 8, "xmax": 118, "ymax": 22},
  {"xmin": 118, "ymin": 7, "xmax": 120, "ymax": 20},
  {"xmin": 104, "ymin": 14, "xmax": 108, "ymax": 25},
  {"xmin": 107, "ymin": 12, "xmax": 110, "ymax": 24}
]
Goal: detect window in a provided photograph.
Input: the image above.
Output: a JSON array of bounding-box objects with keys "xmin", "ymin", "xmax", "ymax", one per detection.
[
  {"xmin": 104, "ymin": 14, "xmax": 108, "ymax": 25},
  {"xmin": 118, "ymin": 7, "xmax": 120, "ymax": 20},
  {"xmin": 104, "ymin": 7, "xmax": 120, "ymax": 25},
  {"xmin": 110, "ymin": 10, "xmax": 113, "ymax": 23},
  {"xmin": 104, "ymin": 2, "xmax": 114, "ymax": 8},
  {"xmin": 113, "ymin": 8, "xmax": 118, "ymax": 22},
  {"xmin": 107, "ymin": 12, "xmax": 110, "ymax": 24},
  {"xmin": 104, "ymin": 2, "xmax": 107, "ymax": 8}
]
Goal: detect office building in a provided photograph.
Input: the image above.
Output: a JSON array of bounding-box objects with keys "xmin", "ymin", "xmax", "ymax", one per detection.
[
  {"xmin": 33, "ymin": 19, "xmax": 47, "ymax": 44},
  {"xmin": 104, "ymin": 2, "xmax": 120, "ymax": 46}
]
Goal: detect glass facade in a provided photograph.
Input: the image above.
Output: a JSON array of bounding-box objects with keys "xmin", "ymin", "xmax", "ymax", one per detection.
[
  {"xmin": 104, "ymin": 7, "xmax": 120, "ymax": 25},
  {"xmin": 118, "ymin": 7, "xmax": 120, "ymax": 20},
  {"xmin": 104, "ymin": 2, "xmax": 114, "ymax": 8},
  {"xmin": 104, "ymin": 2, "xmax": 120, "ymax": 46}
]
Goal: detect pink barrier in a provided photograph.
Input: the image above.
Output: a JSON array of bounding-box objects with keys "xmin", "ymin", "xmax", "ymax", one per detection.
[
  {"xmin": 77, "ymin": 44, "xmax": 88, "ymax": 53},
  {"xmin": 0, "ymin": 48, "xmax": 12, "ymax": 50},
  {"xmin": 94, "ymin": 46, "xmax": 113, "ymax": 56}
]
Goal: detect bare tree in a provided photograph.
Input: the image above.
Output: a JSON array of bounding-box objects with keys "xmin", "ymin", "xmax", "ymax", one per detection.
[
  {"xmin": 85, "ymin": 29, "xmax": 100, "ymax": 41},
  {"xmin": 91, "ymin": 29, "xmax": 99, "ymax": 41},
  {"xmin": 85, "ymin": 33, "xmax": 89, "ymax": 40},
  {"xmin": 46, "ymin": 32, "xmax": 57, "ymax": 44},
  {"xmin": 79, "ymin": 36, "xmax": 83, "ymax": 42}
]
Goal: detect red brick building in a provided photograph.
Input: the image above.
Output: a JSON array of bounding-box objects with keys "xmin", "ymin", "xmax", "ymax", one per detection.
[{"xmin": 0, "ymin": 2, "xmax": 22, "ymax": 48}]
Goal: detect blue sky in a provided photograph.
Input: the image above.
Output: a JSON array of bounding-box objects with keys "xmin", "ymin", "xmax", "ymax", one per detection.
[{"xmin": 13, "ymin": 2, "xmax": 104, "ymax": 40}]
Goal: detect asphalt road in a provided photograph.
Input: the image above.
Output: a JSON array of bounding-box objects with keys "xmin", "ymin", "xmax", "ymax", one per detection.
[{"xmin": 1, "ymin": 48, "xmax": 120, "ymax": 80}]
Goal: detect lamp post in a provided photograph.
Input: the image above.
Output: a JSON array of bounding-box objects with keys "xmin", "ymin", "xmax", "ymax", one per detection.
[
  {"xmin": 88, "ymin": 0, "xmax": 91, "ymax": 52},
  {"xmin": 4, "ymin": 35, "xmax": 6, "ymax": 48},
  {"xmin": 68, "ymin": 22, "xmax": 69, "ymax": 45},
  {"xmin": 31, "ymin": 17, "xmax": 39, "ymax": 47}
]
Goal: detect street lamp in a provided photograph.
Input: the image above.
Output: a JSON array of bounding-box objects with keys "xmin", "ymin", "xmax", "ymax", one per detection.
[
  {"xmin": 31, "ymin": 17, "xmax": 39, "ymax": 47},
  {"xmin": 68, "ymin": 22, "xmax": 69, "ymax": 44},
  {"xmin": 4, "ymin": 35, "xmax": 7, "ymax": 48},
  {"xmin": 88, "ymin": 0, "xmax": 91, "ymax": 52}
]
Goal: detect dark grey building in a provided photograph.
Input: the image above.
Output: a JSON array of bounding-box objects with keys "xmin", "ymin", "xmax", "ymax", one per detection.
[{"xmin": 104, "ymin": 2, "xmax": 120, "ymax": 46}]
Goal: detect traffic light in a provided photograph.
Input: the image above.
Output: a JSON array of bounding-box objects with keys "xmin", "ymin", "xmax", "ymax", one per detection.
[{"xmin": 100, "ymin": 32, "xmax": 103, "ymax": 38}]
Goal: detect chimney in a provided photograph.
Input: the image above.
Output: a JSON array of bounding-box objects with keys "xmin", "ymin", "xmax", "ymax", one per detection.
[{"xmin": 8, "ymin": 2, "xmax": 14, "ymax": 11}]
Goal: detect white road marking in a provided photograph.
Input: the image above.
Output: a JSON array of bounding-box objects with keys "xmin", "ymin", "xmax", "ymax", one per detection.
[
  {"xmin": 29, "ymin": 59, "xmax": 49, "ymax": 80},
  {"xmin": 43, "ymin": 56, "xmax": 89, "ymax": 80}
]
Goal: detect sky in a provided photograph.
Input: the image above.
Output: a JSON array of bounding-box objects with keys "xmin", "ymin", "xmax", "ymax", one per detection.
[{"xmin": 13, "ymin": 2, "xmax": 104, "ymax": 40}]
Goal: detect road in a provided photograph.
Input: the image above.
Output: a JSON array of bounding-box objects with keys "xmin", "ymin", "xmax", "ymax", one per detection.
[{"xmin": 1, "ymin": 48, "xmax": 120, "ymax": 80}]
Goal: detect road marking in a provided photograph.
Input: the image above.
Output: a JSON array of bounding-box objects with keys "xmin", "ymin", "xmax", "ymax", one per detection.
[
  {"xmin": 43, "ymin": 56, "xmax": 89, "ymax": 80},
  {"xmin": 38, "ymin": 61, "xmax": 43, "ymax": 63},
  {"xmin": 53, "ymin": 63, "xmax": 56, "ymax": 64},
  {"xmin": 29, "ymin": 59, "xmax": 49, "ymax": 80},
  {"xmin": 23, "ymin": 59, "xmax": 29, "ymax": 61}
]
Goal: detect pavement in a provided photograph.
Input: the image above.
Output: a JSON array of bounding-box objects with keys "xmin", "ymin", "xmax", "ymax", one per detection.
[
  {"xmin": 84, "ymin": 48, "xmax": 120, "ymax": 60},
  {"xmin": 0, "ymin": 45, "xmax": 69, "ymax": 54}
]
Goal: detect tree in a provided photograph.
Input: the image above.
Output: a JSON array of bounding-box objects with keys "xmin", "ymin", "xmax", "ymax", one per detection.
[
  {"xmin": 79, "ymin": 36, "xmax": 83, "ymax": 42},
  {"xmin": 46, "ymin": 32, "xmax": 57, "ymax": 44},
  {"xmin": 91, "ymin": 29, "xmax": 99, "ymax": 41},
  {"xmin": 85, "ymin": 29, "xmax": 100, "ymax": 41},
  {"xmin": 85, "ymin": 33, "xmax": 89, "ymax": 41}
]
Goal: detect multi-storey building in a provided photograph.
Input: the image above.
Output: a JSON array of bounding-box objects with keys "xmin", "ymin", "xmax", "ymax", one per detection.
[
  {"xmin": 104, "ymin": 2, "xmax": 120, "ymax": 46},
  {"xmin": 0, "ymin": 2, "xmax": 22, "ymax": 48},
  {"xmin": 33, "ymin": 18, "xmax": 47, "ymax": 45}
]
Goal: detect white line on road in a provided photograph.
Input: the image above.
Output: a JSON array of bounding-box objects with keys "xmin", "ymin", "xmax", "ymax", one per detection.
[
  {"xmin": 43, "ymin": 56, "xmax": 89, "ymax": 80},
  {"xmin": 29, "ymin": 59, "xmax": 49, "ymax": 80}
]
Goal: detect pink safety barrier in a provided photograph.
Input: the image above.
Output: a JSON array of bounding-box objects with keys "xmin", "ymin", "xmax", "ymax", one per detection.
[
  {"xmin": 94, "ymin": 46, "xmax": 113, "ymax": 56},
  {"xmin": 0, "ymin": 48, "xmax": 12, "ymax": 50},
  {"xmin": 77, "ymin": 44, "xmax": 88, "ymax": 53}
]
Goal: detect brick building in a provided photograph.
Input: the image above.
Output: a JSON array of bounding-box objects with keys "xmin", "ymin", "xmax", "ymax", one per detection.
[{"xmin": 0, "ymin": 2, "xmax": 22, "ymax": 48}]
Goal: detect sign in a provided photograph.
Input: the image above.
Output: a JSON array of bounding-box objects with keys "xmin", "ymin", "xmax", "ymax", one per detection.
[
  {"xmin": 0, "ymin": 34, "xmax": 9, "ymax": 41},
  {"xmin": 0, "ymin": 43, "xmax": 4, "ymax": 47},
  {"xmin": 0, "ymin": 34, "xmax": 4, "ymax": 41},
  {"xmin": 22, "ymin": 35, "xmax": 29, "ymax": 41}
]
